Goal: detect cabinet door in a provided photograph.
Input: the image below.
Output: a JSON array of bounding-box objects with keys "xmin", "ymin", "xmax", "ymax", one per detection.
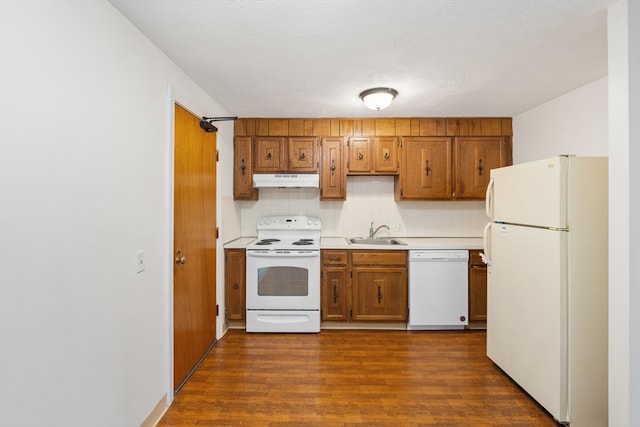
[
  {"xmin": 454, "ymin": 137, "xmax": 510, "ymax": 199},
  {"xmin": 224, "ymin": 249, "xmax": 246, "ymax": 321},
  {"xmin": 321, "ymin": 266, "xmax": 349, "ymax": 321},
  {"xmin": 288, "ymin": 136, "xmax": 318, "ymax": 172},
  {"xmin": 347, "ymin": 137, "xmax": 372, "ymax": 173},
  {"xmin": 351, "ymin": 267, "xmax": 407, "ymax": 321},
  {"xmin": 254, "ymin": 136, "xmax": 286, "ymax": 172},
  {"xmin": 373, "ymin": 136, "xmax": 399, "ymax": 173},
  {"xmin": 319, "ymin": 137, "xmax": 346, "ymax": 200},
  {"xmin": 233, "ymin": 137, "xmax": 258, "ymax": 200},
  {"xmin": 397, "ymin": 136, "xmax": 452, "ymax": 199},
  {"xmin": 468, "ymin": 250, "xmax": 487, "ymax": 322}
]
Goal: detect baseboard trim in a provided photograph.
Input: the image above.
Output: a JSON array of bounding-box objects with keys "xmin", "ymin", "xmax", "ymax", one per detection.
[{"xmin": 140, "ymin": 394, "xmax": 168, "ymax": 427}]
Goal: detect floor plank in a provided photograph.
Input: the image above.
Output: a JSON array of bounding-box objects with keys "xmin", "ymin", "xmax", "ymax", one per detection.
[{"xmin": 158, "ymin": 329, "xmax": 559, "ymax": 426}]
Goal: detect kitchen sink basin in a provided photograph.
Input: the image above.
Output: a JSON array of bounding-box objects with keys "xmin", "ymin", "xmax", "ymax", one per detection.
[{"xmin": 347, "ymin": 237, "xmax": 406, "ymax": 245}]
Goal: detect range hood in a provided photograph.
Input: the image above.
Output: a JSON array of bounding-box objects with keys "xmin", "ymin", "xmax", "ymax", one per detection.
[{"xmin": 252, "ymin": 173, "xmax": 320, "ymax": 188}]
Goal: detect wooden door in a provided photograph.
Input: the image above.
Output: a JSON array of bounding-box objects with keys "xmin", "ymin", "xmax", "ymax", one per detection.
[
  {"xmin": 233, "ymin": 136, "xmax": 257, "ymax": 200},
  {"xmin": 398, "ymin": 137, "xmax": 452, "ymax": 199},
  {"xmin": 319, "ymin": 137, "xmax": 346, "ymax": 200},
  {"xmin": 373, "ymin": 136, "xmax": 399, "ymax": 173},
  {"xmin": 347, "ymin": 137, "xmax": 372, "ymax": 173},
  {"xmin": 173, "ymin": 104, "xmax": 217, "ymax": 390},
  {"xmin": 254, "ymin": 136, "xmax": 286, "ymax": 172},
  {"xmin": 454, "ymin": 137, "xmax": 506, "ymax": 199},
  {"xmin": 224, "ymin": 249, "xmax": 246, "ymax": 321},
  {"xmin": 288, "ymin": 136, "xmax": 318, "ymax": 172}
]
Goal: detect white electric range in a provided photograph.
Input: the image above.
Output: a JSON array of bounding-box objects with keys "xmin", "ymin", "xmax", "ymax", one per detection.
[{"xmin": 245, "ymin": 215, "xmax": 321, "ymax": 333}]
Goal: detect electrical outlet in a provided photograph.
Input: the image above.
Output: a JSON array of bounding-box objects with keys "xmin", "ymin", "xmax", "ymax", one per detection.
[{"xmin": 136, "ymin": 250, "xmax": 145, "ymax": 273}]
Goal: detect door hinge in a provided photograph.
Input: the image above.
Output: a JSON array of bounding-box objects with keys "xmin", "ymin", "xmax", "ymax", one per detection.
[
  {"xmin": 216, "ymin": 304, "xmax": 220, "ymax": 316},
  {"xmin": 216, "ymin": 227, "xmax": 219, "ymax": 239},
  {"xmin": 216, "ymin": 150, "xmax": 219, "ymax": 162}
]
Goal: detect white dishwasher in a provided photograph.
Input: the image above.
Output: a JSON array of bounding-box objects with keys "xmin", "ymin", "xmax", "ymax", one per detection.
[{"xmin": 408, "ymin": 250, "xmax": 469, "ymax": 330}]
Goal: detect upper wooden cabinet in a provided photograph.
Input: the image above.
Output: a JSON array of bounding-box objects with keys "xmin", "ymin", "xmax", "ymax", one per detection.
[
  {"xmin": 233, "ymin": 117, "xmax": 512, "ymax": 200},
  {"xmin": 288, "ymin": 136, "xmax": 319, "ymax": 172},
  {"xmin": 395, "ymin": 137, "xmax": 452, "ymax": 200},
  {"xmin": 347, "ymin": 136, "xmax": 399, "ymax": 174},
  {"xmin": 233, "ymin": 136, "xmax": 258, "ymax": 200},
  {"xmin": 395, "ymin": 136, "xmax": 512, "ymax": 200},
  {"xmin": 254, "ymin": 136, "xmax": 286, "ymax": 172},
  {"xmin": 454, "ymin": 137, "xmax": 512, "ymax": 199},
  {"xmin": 319, "ymin": 137, "xmax": 346, "ymax": 200},
  {"xmin": 254, "ymin": 136, "xmax": 318, "ymax": 173}
]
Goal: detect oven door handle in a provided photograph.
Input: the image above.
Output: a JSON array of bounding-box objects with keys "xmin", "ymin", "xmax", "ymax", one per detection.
[{"xmin": 247, "ymin": 250, "xmax": 319, "ymax": 258}]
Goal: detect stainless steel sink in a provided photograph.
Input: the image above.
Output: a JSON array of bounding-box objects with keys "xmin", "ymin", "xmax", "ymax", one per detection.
[{"xmin": 347, "ymin": 237, "xmax": 406, "ymax": 245}]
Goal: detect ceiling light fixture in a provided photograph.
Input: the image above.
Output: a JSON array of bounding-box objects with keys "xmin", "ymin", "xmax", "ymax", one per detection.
[{"xmin": 359, "ymin": 87, "xmax": 398, "ymax": 111}]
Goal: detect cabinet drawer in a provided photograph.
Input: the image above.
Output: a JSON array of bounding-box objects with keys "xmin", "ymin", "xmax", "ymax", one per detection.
[
  {"xmin": 469, "ymin": 250, "xmax": 484, "ymax": 266},
  {"xmin": 351, "ymin": 251, "xmax": 407, "ymax": 266},
  {"xmin": 322, "ymin": 250, "xmax": 348, "ymax": 266}
]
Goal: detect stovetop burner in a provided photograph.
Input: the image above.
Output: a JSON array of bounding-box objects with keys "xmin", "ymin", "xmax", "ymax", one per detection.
[
  {"xmin": 255, "ymin": 238, "xmax": 281, "ymax": 245},
  {"xmin": 247, "ymin": 215, "xmax": 321, "ymax": 251},
  {"xmin": 292, "ymin": 240, "xmax": 314, "ymax": 245}
]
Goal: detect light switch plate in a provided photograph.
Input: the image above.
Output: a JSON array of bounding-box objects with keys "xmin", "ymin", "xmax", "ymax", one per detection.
[{"xmin": 136, "ymin": 250, "xmax": 145, "ymax": 273}]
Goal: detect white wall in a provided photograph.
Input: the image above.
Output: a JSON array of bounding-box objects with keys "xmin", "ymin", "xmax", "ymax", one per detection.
[
  {"xmin": 608, "ymin": 1, "xmax": 639, "ymax": 426},
  {"xmin": 512, "ymin": 77, "xmax": 608, "ymax": 163},
  {"xmin": 0, "ymin": 1, "xmax": 232, "ymax": 426},
  {"xmin": 238, "ymin": 177, "xmax": 488, "ymax": 238}
]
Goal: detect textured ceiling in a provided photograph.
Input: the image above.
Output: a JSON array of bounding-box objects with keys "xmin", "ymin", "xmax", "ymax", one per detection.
[{"xmin": 109, "ymin": 0, "xmax": 613, "ymax": 118}]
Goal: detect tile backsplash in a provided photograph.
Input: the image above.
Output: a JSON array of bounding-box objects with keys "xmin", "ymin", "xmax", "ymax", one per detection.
[{"xmin": 238, "ymin": 176, "xmax": 488, "ymax": 238}]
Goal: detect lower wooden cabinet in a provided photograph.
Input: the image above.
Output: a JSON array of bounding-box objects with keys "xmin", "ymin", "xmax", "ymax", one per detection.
[
  {"xmin": 320, "ymin": 250, "xmax": 349, "ymax": 321},
  {"xmin": 468, "ymin": 250, "xmax": 487, "ymax": 322},
  {"xmin": 224, "ymin": 249, "xmax": 246, "ymax": 321},
  {"xmin": 321, "ymin": 250, "xmax": 408, "ymax": 323}
]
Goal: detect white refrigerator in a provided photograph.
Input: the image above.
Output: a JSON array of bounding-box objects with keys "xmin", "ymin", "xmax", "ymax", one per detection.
[{"xmin": 483, "ymin": 155, "xmax": 608, "ymax": 426}]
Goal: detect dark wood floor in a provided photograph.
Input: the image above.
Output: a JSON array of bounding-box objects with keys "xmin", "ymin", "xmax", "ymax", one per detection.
[{"xmin": 158, "ymin": 329, "xmax": 559, "ymax": 426}]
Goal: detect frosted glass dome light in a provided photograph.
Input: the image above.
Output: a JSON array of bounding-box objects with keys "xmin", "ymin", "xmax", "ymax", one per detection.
[{"xmin": 359, "ymin": 87, "xmax": 398, "ymax": 110}]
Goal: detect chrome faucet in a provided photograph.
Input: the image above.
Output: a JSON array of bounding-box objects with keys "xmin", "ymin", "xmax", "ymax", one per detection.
[{"xmin": 369, "ymin": 222, "xmax": 390, "ymax": 239}]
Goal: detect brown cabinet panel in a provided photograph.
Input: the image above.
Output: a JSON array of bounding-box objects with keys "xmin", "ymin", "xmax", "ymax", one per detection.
[
  {"xmin": 314, "ymin": 119, "xmax": 331, "ymax": 136},
  {"xmin": 420, "ymin": 118, "xmax": 446, "ymax": 136},
  {"xmin": 468, "ymin": 250, "xmax": 487, "ymax": 322},
  {"xmin": 225, "ymin": 249, "xmax": 246, "ymax": 321},
  {"xmin": 322, "ymin": 267, "xmax": 349, "ymax": 321},
  {"xmin": 254, "ymin": 136, "xmax": 286, "ymax": 172},
  {"xmin": 375, "ymin": 119, "xmax": 396, "ymax": 136},
  {"xmin": 351, "ymin": 250, "xmax": 406, "ymax": 266},
  {"xmin": 373, "ymin": 136, "xmax": 399, "ymax": 173},
  {"xmin": 481, "ymin": 119, "xmax": 502, "ymax": 136},
  {"xmin": 233, "ymin": 136, "xmax": 258, "ymax": 200},
  {"xmin": 396, "ymin": 137, "xmax": 452, "ymax": 200},
  {"xmin": 288, "ymin": 136, "xmax": 318, "ymax": 172},
  {"xmin": 454, "ymin": 137, "xmax": 508, "ymax": 199},
  {"xmin": 347, "ymin": 137, "xmax": 372, "ymax": 173},
  {"xmin": 319, "ymin": 137, "xmax": 346, "ymax": 200},
  {"xmin": 351, "ymin": 267, "xmax": 407, "ymax": 321}
]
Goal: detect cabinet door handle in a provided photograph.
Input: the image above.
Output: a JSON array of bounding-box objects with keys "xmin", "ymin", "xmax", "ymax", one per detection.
[
  {"xmin": 328, "ymin": 256, "xmax": 341, "ymax": 262},
  {"xmin": 425, "ymin": 160, "xmax": 431, "ymax": 176},
  {"xmin": 266, "ymin": 151, "xmax": 272, "ymax": 160},
  {"xmin": 478, "ymin": 159, "xmax": 484, "ymax": 176},
  {"xmin": 330, "ymin": 159, "xmax": 336, "ymax": 176},
  {"xmin": 333, "ymin": 285, "xmax": 338, "ymax": 303},
  {"xmin": 175, "ymin": 249, "xmax": 186, "ymax": 265},
  {"xmin": 377, "ymin": 286, "xmax": 383, "ymax": 303},
  {"xmin": 233, "ymin": 283, "xmax": 239, "ymax": 290},
  {"xmin": 299, "ymin": 152, "xmax": 306, "ymax": 160},
  {"xmin": 240, "ymin": 159, "xmax": 247, "ymax": 175},
  {"xmin": 384, "ymin": 151, "xmax": 390, "ymax": 160},
  {"xmin": 358, "ymin": 152, "xmax": 364, "ymax": 160}
]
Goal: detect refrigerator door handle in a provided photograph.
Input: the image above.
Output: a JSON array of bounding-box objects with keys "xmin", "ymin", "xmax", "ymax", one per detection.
[
  {"xmin": 485, "ymin": 179, "xmax": 495, "ymax": 220},
  {"xmin": 482, "ymin": 222, "xmax": 492, "ymax": 265}
]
